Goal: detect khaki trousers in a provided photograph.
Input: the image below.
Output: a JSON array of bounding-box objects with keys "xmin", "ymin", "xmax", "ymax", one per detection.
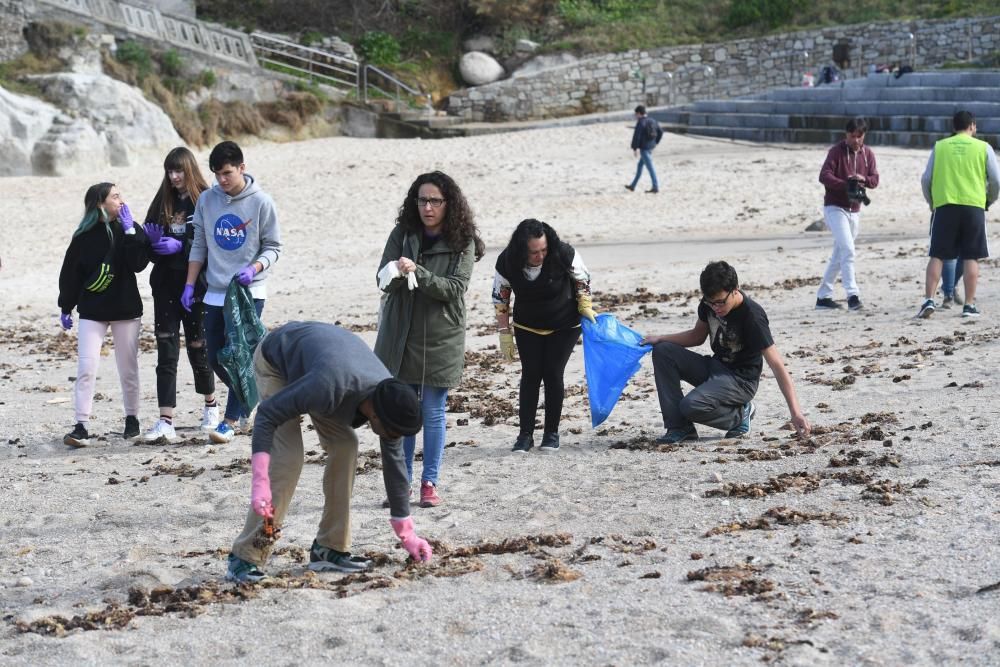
[{"xmin": 231, "ymin": 343, "xmax": 360, "ymax": 565}]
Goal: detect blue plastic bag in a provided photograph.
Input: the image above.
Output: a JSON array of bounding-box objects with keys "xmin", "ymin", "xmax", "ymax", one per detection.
[{"xmin": 581, "ymin": 314, "xmax": 652, "ymax": 427}]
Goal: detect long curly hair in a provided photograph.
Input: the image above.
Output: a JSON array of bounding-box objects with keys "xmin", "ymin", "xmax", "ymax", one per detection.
[
  {"xmin": 503, "ymin": 218, "xmax": 568, "ymax": 275},
  {"xmin": 148, "ymin": 147, "xmax": 209, "ymax": 225},
  {"xmin": 396, "ymin": 171, "xmax": 484, "ymax": 261}
]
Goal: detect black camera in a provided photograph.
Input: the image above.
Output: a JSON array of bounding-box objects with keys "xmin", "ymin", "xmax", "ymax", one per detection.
[{"xmin": 847, "ymin": 178, "xmax": 871, "ymax": 206}]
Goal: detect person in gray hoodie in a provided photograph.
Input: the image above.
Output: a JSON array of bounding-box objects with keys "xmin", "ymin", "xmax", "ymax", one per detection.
[{"xmin": 182, "ymin": 141, "xmax": 281, "ymax": 444}]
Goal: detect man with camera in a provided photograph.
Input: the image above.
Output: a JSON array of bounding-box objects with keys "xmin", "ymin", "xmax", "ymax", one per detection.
[
  {"xmin": 815, "ymin": 117, "xmax": 879, "ymax": 311},
  {"xmin": 917, "ymin": 110, "xmax": 1000, "ymax": 319}
]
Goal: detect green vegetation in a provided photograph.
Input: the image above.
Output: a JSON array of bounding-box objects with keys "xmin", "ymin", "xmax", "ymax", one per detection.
[
  {"xmin": 116, "ymin": 40, "xmax": 153, "ymax": 79},
  {"xmin": 358, "ymin": 31, "xmax": 401, "ymax": 66}
]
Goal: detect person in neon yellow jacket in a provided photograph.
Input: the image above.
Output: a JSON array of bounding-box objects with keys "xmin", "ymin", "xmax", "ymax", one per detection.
[{"xmin": 917, "ymin": 111, "xmax": 1000, "ymax": 319}]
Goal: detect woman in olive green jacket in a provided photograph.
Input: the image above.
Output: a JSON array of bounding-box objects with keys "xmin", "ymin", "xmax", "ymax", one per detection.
[{"xmin": 375, "ymin": 171, "xmax": 484, "ymax": 508}]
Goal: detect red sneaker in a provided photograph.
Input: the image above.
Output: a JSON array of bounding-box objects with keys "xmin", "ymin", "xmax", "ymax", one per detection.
[{"xmin": 420, "ymin": 481, "xmax": 442, "ymax": 507}]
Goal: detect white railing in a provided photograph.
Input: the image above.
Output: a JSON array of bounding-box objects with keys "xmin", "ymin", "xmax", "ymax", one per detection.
[
  {"xmin": 30, "ymin": 0, "xmax": 257, "ymax": 67},
  {"xmin": 250, "ymin": 32, "xmax": 359, "ymax": 90}
]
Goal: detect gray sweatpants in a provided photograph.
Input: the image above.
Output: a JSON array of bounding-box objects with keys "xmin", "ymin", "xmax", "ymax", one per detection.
[{"xmin": 652, "ymin": 342, "xmax": 757, "ymax": 432}]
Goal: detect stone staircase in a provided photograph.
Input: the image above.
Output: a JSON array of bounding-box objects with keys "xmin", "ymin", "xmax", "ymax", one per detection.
[{"xmin": 655, "ymin": 70, "xmax": 1000, "ymax": 148}]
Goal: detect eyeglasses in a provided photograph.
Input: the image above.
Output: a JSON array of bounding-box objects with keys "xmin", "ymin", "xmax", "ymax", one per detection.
[
  {"xmin": 415, "ymin": 197, "xmax": 446, "ymax": 209},
  {"xmin": 702, "ymin": 290, "xmax": 733, "ymax": 308}
]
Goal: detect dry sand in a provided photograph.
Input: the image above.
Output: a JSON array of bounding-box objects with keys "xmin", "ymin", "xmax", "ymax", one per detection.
[{"xmin": 1, "ymin": 124, "xmax": 999, "ymax": 665}]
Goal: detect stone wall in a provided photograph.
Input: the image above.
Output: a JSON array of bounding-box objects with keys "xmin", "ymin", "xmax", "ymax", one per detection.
[
  {"xmin": 0, "ymin": 0, "xmax": 29, "ymax": 62},
  {"xmin": 448, "ymin": 15, "xmax": 1000, "ymax": 122}
]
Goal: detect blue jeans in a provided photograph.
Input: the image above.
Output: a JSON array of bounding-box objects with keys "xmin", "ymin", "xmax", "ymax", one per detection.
[
  {"xmin": 402, "ymin": 385, "xmax": 448, "ymax": 485},
  {"xmin": 941, "ymin": 259, "xmax": 963, "ymax": 298},
  {"xmin": 629, "ymin": 149, "xmax": 659, "ymax": 190},
  {"xmin": 204, "ymin": 299, "xmax": 264, "ymax": 422}
]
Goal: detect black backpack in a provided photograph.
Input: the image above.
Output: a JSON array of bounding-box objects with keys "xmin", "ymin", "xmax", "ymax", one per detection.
[{"xmin": 644, "ymin": 117, "xmax": 660, "ymax": 142}]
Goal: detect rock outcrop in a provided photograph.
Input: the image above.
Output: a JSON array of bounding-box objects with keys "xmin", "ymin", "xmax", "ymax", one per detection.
[
  {"xmin": 0, "ymin": 86, "xmax": 60, "ymax": 176},
  {"xmin": 11, "ymin": 72, "xmax": 181, "ymax": 176}
]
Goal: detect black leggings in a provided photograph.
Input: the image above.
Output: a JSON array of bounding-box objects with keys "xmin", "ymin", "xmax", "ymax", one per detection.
[
  {"xmin": 153, "ymin": 290, "xmax": 215, "ymax": 408},
  {"xmin": 515, "ymin": 326, "xmax": 580, "ymax": 435}
]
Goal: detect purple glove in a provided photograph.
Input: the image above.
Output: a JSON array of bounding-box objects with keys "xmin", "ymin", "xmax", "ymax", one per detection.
[
  {"xmin": 143, "ymin": 222, "xmax": 163, "ymax": 245},
  {"xmin": 180, "ymin": 284, "xmax": 195, "ymax": 312},
  {"xmin": 236, "ymin": 264, "xmax": 257, "ymax": 286},
  {"xmin": 390, "ymin": 516, "xmax": 432, "ymax": 562},
  {"xmin": 60, "ymin": 312, "xmax": 73, "ymax": 330},
  {"xmin": 152, "ymin": 237, "xmax": 182, "ymax": 255},
  {"xmin": 250, "ymin": 452, "xmax": 273, "ymax": 518},
  {"xmin": 118, "ymin": 203, "xmax": 135, "ymax": 232}
]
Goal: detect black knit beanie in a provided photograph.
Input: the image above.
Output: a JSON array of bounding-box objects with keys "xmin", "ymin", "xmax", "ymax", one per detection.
[{"xmin": 372, "ymin": 379, "xmax": 422, "ymax": 436}]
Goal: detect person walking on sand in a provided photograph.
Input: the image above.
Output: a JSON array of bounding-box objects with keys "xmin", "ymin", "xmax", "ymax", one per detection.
[
  {"xmin": 641, "ymin": 261, "xmax": 810, "ymax": 444},
  {"xmin": 916, "ymin": 110, "xmax": 1000, "ymax": 319},
  {"xmin": 492, "ymin": 219, "xmax": 596, "ymax": 453},
  {"xmin": 815, "ymin": 117, "xmax": 879, "ymax": 311},
  {"xmin": 374, "ymin": 171, "xmax": 484, "ymax": 508},
  {"xmin": 225, "ymin": 321, "xmax": 432, "ymax": 582},
  {"xmin": 140, "ymin": 147, "xmax": 219, "ymax": 442},
  {"xmin": 624, "ymin": 105, "xmax": 663, "ymax": 194},
  {"xmin": 58, "ymin": 183, "xmax": 149, "ymax": 447},
  {"xmin": 184, "ymin": 141, "xmax": 281, "ymax": 443}
]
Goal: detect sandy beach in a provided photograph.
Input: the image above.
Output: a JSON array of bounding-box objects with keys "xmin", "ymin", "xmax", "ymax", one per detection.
[{"xmin": 1, "ymin": 123, "xmax": 998, "ymax": 665}]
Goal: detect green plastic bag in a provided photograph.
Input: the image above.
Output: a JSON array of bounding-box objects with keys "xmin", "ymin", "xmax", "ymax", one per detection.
[{"xmin": 217, "ymin": 279, "xmax": 266, "ymax": 415}]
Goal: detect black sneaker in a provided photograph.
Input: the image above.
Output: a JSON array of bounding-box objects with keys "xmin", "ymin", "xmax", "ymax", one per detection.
[
  {"xmin": 624, "ymin": 184, "xmax": 635, "ymax": 192},
  {"xmin": 123, "ymin": 415, "xmax": 140, "ymax": 440},
  {"xmin": 308, "ymin": 540, "xmax": 371, "ymax": 573},
  {"xmin": 512, "ymin": 433, "xmax": 534, "ymax": 453},
  {"xmin": 962, "ymin": 303, "xmax": 981, "ymax": 318},
  {"xmin": 847, "ymin": 295, "xmax": 863, "ymax": 311},
  {"xmin": 815, "ymin": 297, "xmax": 842, "ymax": 310},
  {"xmin": 539, "ymin": 432, "xmax": 560, "ymax": 453},
  {"xmin": 63, "ymin": 422, "xmax": 90, "ymax": 448},
  {"xmin": 724, "ymin": 402, "xmax": 756, "ymax": 439},
  {"xmin": 916, "ymin": 298, "xmax": 935, "ymax": 319},
  {"xmin": 654, "ymin": 426, "xmax": 698, "ymax": 445},
  {"xmin": 645, "ymin": 188, "xmax": 659, "ymax": 194}
]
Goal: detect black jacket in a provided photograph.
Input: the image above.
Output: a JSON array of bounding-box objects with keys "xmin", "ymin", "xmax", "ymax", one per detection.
[
  {"xmin": 496, "ymin": 241, "xmax": 578, "ymax": 330},
  {"xmin": 145, "ymin": 192, "xmax": 204, "ymax": 296},
  {"xmin": 58, "ymin": 221, "xmax": 149, "ymax": 321}
]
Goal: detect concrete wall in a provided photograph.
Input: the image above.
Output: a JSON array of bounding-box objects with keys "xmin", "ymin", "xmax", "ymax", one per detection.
[
  {"xmin": 23, "ymin": 0, "xmax": 256, "ymax": 68},
  {"xmin": 0, "ymin": 0, "xmax": 29, "ymax": 62},
  {"xmin": 448, "ymin": 15, "xmax": 1000, "ymax": 122},
  {"xmin": 148, "ymin": 0, "xmax": 194, "ymax": 19}
]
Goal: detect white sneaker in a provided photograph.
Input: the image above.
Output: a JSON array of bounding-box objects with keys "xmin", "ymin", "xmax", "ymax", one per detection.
[
  {"xmin": 143, "ymin": 419, "xmax": 179, "ymax": 443},
  {"xmin": 239, "ymin": 408, "xmax": 256, "ymax": 435},
  {"xmin": 201, "ymin": 405, "xmax": 220, "ymax": 432}
]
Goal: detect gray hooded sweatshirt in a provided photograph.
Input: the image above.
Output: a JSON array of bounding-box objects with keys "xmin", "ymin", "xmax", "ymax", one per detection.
[{"xmin": 190, "ymin": 173, "xmax": 281, "ymax": 306}]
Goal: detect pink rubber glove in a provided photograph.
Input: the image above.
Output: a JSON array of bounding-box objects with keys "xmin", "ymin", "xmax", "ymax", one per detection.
[
  {"xmin": 60, "ymin": 312, "xmax": 73, "ymax": 330},
  {"xmin": 236, "ymin": 264, "xmax": 257, "ymax": 286},
  {"xmin": 390, "ymin": 516, "xmax": 432, "ymax": 562},
  {"xmin": 180, "ymin": 284, "xmax": 195, "ymax": 312},
  {"xmin": 250, "ymin": 452, "xmax": 273, "ymax": 518}
]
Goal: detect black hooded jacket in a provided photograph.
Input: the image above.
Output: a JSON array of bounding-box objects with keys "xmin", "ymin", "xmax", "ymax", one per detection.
[{"xmin": 58, "ymin": 221, "xmax": 149, "ymax": 321}]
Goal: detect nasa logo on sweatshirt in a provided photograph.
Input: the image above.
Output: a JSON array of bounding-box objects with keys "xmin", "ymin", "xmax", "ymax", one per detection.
[{"xmin": 213, "ymin": 213, "xmax": 251, "ymax": 250}]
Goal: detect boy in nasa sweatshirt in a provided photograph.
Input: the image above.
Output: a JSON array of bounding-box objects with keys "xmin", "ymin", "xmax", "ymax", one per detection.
[{"xmin": 184, "ymin": 141, "xmax": 282, "ymax": 443}]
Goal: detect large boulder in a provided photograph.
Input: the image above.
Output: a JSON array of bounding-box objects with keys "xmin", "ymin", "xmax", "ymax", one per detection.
[
  {"xmin": 459, "ymin": 51, "xmax": 505, "ymax": 86},
  {"xmin": 31, "ymin": 115, "xmax": 106, "ymax": 176},
  {"xmin": 28, "ymin": 72, "xmax": 181, "ymax": 170},
  {"xmin": 0, "ymin": 85, "xmax": 60, "ymax": 176}
]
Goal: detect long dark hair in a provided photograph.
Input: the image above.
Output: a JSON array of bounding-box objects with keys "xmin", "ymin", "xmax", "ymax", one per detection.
[
  {"xmin": 72, "ymin": 182, "xmax": 115, "ymax": 238},
  {"xmin": 396, "ymin": 171, "xmax": 485, "ymax": 261},
  {"xmin": 148, "ymin": 147, "xmax": 209, "ymax": 225},
  {"xmin": 504, "ymin": 218, "xmax": 568, "ymax": 275}
]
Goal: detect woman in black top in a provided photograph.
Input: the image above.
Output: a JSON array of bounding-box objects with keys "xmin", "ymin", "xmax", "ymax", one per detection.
[
  {"xmin": 58, "ymin": 182, "xmax": 149, "ymax": 447},
  {"xmin": 492, "ymin": 219, "xmax": 596, "ymax": 453},
  {"xmin": 140, "ymin": 147, "xmax": 218, "ymax": 442}
]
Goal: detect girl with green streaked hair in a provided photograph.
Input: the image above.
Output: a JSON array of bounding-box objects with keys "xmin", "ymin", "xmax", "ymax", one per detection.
[{"xmin": 57, "ymin": 182, "xmax": 150, "ymax": 448}]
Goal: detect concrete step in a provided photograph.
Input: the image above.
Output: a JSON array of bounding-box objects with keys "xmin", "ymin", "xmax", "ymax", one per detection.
[
  {"xmin": 670, "ymin": 125, "xmax": 1000, "ymax": 149},
  {"xmin": 688, "ymin": 99, "xmax": 1000, "ymax": 118},
  {"xmin": 762, "ymin": 86, "xmax": 1000, "ymax": 103},
  {"xmin": 828, "ymin": 70, "xmax": 1000, "ymax": 89},
  {"xmin": 655, "ymin": 110, "xmax": 1000, "ymax": 134}
]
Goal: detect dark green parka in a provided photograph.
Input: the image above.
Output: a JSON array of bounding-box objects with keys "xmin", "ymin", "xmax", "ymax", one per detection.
[{"xmin": 374, "ymin": 226, "xmax": 475, "ymax": 388}]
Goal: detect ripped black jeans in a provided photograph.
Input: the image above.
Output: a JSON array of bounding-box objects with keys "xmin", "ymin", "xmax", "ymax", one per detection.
[{"xmin": 153, "ymin": 290, "xmax": 215, "ymax": 408}]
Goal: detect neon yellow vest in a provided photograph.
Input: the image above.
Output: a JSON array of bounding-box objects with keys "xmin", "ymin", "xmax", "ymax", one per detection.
[{"xmin": 931, "ymin": 134, "xmax": 988, "ymax": 209}]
